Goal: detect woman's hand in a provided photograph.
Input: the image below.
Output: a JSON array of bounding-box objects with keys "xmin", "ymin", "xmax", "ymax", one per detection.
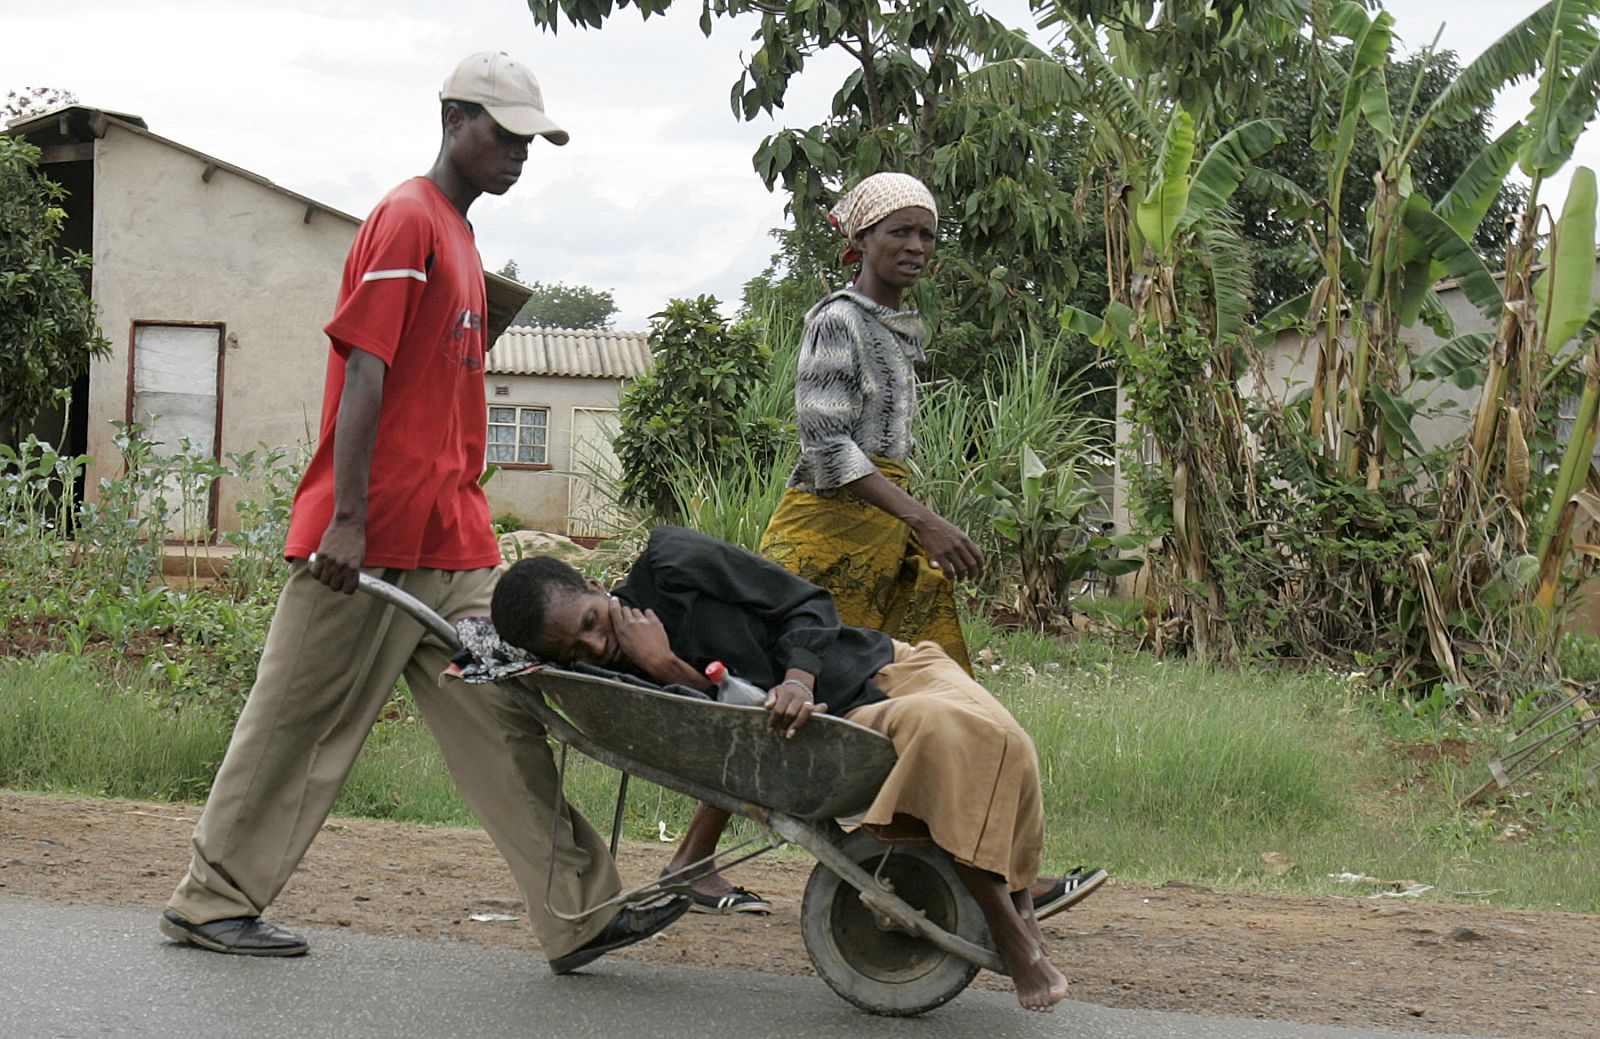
[
  {"xmin": 765, "ymin": 672, "xmax": 828, "ymax": 738},
  {"xmin": 840, "ymin": 470, "xmax": 984, "ymax": 581},
  {"xmin": 912, "ymin": 511, "xmax": 985, "ymax": 581}
]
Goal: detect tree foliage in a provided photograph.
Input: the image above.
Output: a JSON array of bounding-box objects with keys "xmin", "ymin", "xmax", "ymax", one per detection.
[
  {"xmin": 1053, "ymin": 0, "xmax": 1600, "ymax": 692},
  {"xmin": 0, "ymin": 133, "xmax": 107, "ymax": 438},
  {"xmin": 497, "ymin": 261, "xmax": 618, "ymax": 329},
  {"xmin": 528, "ymin": 0, "xmax": 1085, "ymax": 382},
  {"xmin": 1237, "ymin": 49, "xmax": 1524, "ymax": 309},
  {"xmin": 613, "ymin": 296, "xmax": 783, "ymax": 516}
]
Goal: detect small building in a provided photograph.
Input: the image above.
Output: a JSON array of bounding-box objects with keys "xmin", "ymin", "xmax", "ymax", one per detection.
[
  {"xmin": 481, "ymin": 326, "xmax": 653, "ymax": 537},
  {"xmin": 5, "ymin": 105, "xmax": 530, "ymax": 538}
]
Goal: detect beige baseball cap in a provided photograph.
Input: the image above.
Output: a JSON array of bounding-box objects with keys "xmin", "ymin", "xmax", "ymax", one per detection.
[{"xmin": 440, "ymin": 51, "xmax": 569, "ymax": 146}]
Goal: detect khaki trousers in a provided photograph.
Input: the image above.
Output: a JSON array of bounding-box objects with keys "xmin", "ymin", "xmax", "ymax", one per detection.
[{"xmin": 166, "ymin": 564, "xmax": 620, "ymax": 957}]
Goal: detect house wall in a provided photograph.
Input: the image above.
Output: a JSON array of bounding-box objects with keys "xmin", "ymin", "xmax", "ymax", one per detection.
[
  {"xmin": 480, "ymin": 371, "xmax": 624, "ymax": 533},
  {"xmin": 87, "ymin": 124, "xmax": 356, "ymax": 532}
]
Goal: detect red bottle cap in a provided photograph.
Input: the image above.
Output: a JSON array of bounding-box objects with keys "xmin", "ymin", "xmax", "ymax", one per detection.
[{"xmin": 704, "ymin": 660, "xmax": 727, "ymax": 682}]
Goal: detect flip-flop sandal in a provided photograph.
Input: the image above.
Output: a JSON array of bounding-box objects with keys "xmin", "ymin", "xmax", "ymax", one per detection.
[
  {"xmin": 687, "ymin": 886, "xmax": 773, "ymax": 914},
  {"xmin": 1031, "ymin": 866, "xmax": 1109, "ymax": 920}
]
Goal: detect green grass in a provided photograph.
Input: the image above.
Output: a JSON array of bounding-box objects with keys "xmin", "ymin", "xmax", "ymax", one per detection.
[
  {"xmin": 0, "ymin": 654, "xmax": 231, "ymax": 802},
  {"xmin": 975, "ymin": 629, "xmax": 1600, "ymax": 912},
  {"xmin": 5, "ymin": 634, "xmax": 1599, "ymax": 913}
]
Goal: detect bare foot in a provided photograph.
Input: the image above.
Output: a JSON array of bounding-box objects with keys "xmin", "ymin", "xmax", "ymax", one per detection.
[
  {"xmin": 1003, "ymin": 933, "xmax": 1068, "ymax": 1012},
  {"xmin": 955, "ymin": 863, "xmax": 1069, "ymax": 1011}
]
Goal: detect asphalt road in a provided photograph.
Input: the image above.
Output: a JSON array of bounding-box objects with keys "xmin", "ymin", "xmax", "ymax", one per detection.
[{"xmin": 0, "ymin": 897, "xmax": 1500, "ymax": 1039}]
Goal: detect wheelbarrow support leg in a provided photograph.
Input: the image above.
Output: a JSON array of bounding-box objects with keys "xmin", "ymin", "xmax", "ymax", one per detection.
[{"xmin": 609, "ymin": 773, "xmax": 630, "ymax": 858}]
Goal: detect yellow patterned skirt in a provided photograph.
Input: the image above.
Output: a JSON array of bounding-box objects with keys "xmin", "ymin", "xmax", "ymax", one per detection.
[{"xmin": 758, "ymin": 458, "xmax": 971, "ymax": 672}]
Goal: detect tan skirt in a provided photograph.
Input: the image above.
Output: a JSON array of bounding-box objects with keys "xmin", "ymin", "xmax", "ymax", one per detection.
[{"xmin": 844, "ymin": 640, "xmax": 1044, "ymax": 891}]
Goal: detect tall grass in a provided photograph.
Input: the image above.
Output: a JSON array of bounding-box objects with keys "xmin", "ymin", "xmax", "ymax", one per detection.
[
  {"xmin": 9, "ymin": 631, "xmax": 1599, "ymax": 912},
  {"xmin": 664, "ymin": 436, "xmax": 798, "ymax": 553},
  {"xmin": 0, "ymin": 655, "xmax": 231, "ymax": 802},
  {"xmin": 640, "ymin": 291, "xmax": 806, "ymax": 552},
  {"xmin": 739, "ymin": 289, "xmax": 803, "ymax": 427},
  {"xmin": 914, "ymin": 331, "xmax": 1114, "ymax": 603}
]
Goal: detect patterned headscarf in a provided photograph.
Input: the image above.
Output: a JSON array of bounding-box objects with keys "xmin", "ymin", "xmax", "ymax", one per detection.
[{"xmin": 828, "ymin": 172, "xmax": 938, "ymax": 265}]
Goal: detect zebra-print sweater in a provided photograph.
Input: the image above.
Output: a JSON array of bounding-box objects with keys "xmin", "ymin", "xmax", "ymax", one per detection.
[{"xmin": 788, "ymin": 289, "xmax": 927, "ymax": 495}]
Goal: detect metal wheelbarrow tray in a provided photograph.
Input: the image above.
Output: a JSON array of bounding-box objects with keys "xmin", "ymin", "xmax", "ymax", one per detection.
[{"xmin": 357, "ymin": 571, "xmax": 1002, "ymax": 1016}]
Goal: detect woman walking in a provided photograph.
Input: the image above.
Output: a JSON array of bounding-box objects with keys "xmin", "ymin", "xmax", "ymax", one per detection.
[{"xmin": 758, "ymin": 171, "xmax": 980, "ymax": 670}]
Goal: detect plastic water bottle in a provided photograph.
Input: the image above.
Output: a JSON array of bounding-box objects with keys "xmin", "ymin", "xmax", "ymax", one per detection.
[{"xmin": 704, "ymin": 660, "xmax": 767, "ymax": 706}]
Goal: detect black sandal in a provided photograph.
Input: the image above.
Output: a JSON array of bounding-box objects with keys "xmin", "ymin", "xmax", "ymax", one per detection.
[
  {"xmin": 1031, "ymin": 866, "xmax": 1109, "ymax": 919},
  {"xmin": 686, "ymin": 886, "xmax": 773, "ymax": 914}
]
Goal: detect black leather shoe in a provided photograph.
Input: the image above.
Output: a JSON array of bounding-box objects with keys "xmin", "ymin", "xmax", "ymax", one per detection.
[
  {"xmin": 159, "ymin": 910, "xmax": 309, "ymax": 957},
  {"xmin": 548, "ymin": 896, "xmax": 690, "ymax": 975}
]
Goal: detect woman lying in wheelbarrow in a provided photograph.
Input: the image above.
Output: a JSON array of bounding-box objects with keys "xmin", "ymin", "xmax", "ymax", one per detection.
[{"xmin": 491, "ymin": 524, "xmax": 1079, "ymax": 1012}]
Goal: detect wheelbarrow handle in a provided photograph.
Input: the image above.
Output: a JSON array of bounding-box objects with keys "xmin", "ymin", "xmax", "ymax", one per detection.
[{"xmin": 310, "ymin": 555, "xmax": 462, "ymax": 651}]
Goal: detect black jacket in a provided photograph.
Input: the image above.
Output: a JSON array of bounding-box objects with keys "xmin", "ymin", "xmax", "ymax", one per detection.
[{"xmin": 612, "ymin": 526, "xmax": 890, "ymax": 715}]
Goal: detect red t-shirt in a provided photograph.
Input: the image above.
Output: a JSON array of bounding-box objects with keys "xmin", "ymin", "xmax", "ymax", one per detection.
[{"xmin": 283, "ymin": 177, "xmax": 500, "ymax": 570}]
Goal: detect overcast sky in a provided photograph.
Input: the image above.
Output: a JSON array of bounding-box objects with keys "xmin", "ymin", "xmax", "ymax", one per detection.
[{"xmin": 6, "ymin": 0, "xmax": 1592, "ymax": 327}]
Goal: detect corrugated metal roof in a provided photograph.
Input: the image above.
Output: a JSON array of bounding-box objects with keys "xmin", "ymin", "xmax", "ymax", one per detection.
[{"xmin": 488, "ymin": 326, "xmax": 653, "ymax": 380}]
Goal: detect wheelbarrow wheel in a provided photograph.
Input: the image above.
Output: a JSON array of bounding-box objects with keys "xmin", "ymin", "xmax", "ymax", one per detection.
[{"xmin": 801, "ymin": 829, "xmax": 986, "ymax": 1016}]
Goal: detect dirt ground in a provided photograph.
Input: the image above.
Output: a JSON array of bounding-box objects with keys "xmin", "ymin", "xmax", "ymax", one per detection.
[{"xmin": 4, "ymin": 791, "xmax": 1597, "ymax": 1036}]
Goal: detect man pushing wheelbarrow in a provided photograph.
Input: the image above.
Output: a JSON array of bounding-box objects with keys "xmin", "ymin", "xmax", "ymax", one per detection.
[{"xmin": 158, "ymin": 51, "xmax": 688, "ymax": 975}]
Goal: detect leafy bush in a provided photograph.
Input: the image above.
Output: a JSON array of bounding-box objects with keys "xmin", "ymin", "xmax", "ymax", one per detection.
[
  {"xmin": 1, "ymin": 421, "xmax": 300, "ymax": 710},
  {"xmin": 0, "ymin": 134, "xmax": 110, "ymax": 436},
  {"xmin": 614, "ymin": 296, "xmax": 786, "ymax": 518}
]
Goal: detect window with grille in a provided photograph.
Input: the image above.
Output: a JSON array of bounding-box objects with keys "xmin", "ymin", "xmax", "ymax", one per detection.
[{"xmin": 487, "ymin": 405, "xmax": 549, "ymax": 465}]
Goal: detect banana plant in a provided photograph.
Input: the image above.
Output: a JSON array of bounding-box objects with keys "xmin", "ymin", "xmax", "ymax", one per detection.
[
  {"xmin": 1535, "ymin": 345, "xmax": 1600, "ymax": 612},
  {"xmin": 1526, "ymin": 170, "xmax": 1600, "ymax": 615},
  {"xmin": 1380, "ymin": 3, "xmax": 1600, "ymax": 642},
  {"xmin": 1283, "ymin": 1, "xmax": 1600, "ymax": 492},
  {"xmin": 984, "ymin": 443, "xmax": 1141, "ymax": 628}
]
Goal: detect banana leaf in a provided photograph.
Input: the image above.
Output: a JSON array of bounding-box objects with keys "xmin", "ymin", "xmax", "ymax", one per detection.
[
  {"xmin": 1136, "ymin": 107, "xmax": 1196, "ymax": 257},
  {"xmin": 1424, "ymin": 1, "xmax": 1600, "ymax": 131},
  {"xmin": 1060, "ymin": 301, "xmax": 1137, "ymax": 348},
  {"xmin": 1396, "ymin": 124, "xmax": 1528, "ymax": 328},
  {"xmin": 1242, "ymin": 168, "xmax": 1317, "ymax": 222},
  {"xmin": 962, "ymin": 58, "xmax": 1087, "ymax": 119},
  {"xmin": 1372, "ymin": 383, "xmax": 1424, "ymax": 459},
  {"xmin": 1401, "ymin": 123, "xmax": 1529, "ymax": 270},
  {"xmin": 1528, "ymin": 33, "xmax": 1600, "ymax": 173},
  {"xmin": 1417, "ymin": 289, "xmax": 1457, "ymax": 340},
  {"xmin": 1199, "ymin": 222, "xmax": 1254, "ymax": 343},
  {"xmin": 1062, "ymin": 20, "xmax": 1159, "ymax": 143},
  {"xmin": 1400, "ymin": 196, "xmax": 1507, "ymax": 323},
  {"xmin": 1531, "ymin": 165, "xmax": 1598, "ymax": 350},
  {"xmin": 1410, "ymin": 332, "xmax": 1493, "ymax": 390},
  {"xmin": 1330, "ymin": 2, "xmax": 1395, "ymax": 165},
  {"xmin": 1180, "ymin": 119, "xmax": 1286, "ymax": 231},
  {"xmin": 1254, "ymin": 288, "xmax": 1318, "ymax": 339}
]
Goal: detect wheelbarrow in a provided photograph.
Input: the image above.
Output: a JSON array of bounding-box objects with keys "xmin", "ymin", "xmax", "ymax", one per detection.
[{"xmin": 355, "ymin": 571, "xmax": 1003, "ymax": 1016}]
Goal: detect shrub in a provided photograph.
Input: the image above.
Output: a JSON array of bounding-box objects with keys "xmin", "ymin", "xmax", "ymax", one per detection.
[{"xmin": 614, "ymin": 296, "xmax": 785, "ymax": 518}]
